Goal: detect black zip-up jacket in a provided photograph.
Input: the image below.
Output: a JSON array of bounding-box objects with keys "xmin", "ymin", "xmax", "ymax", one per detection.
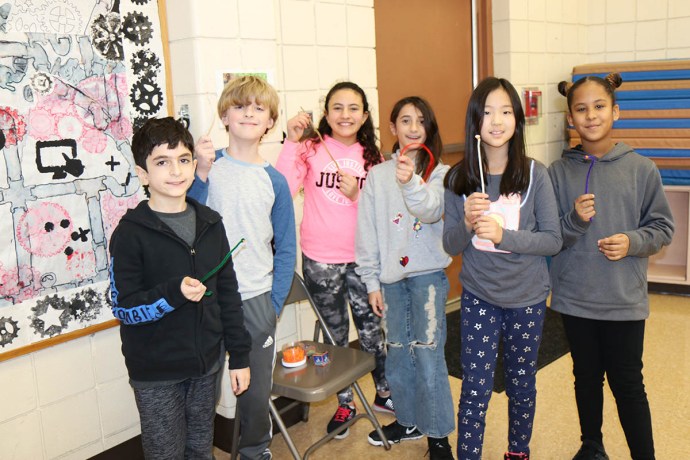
[{"xmin": 109, "ymin": 198, "xmax": 251, "ymax": 381}]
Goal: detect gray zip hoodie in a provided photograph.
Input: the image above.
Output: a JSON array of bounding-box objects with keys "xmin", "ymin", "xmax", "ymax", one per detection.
[
  {"xmin": 355, "ymin": 154, "xmax": 451, "ymax": 293},
  {"xmin": 548, "ymin": 142, "xmax": 674, "ymax": 321}
]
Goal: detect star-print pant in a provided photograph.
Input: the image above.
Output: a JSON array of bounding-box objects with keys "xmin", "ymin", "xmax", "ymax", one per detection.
[
  {"xmin": 302, "ymin": 254, "xmax": 389, "ymax": 404},
  {"xmin": 456, "ymin": 290, "xmax": 546, "ymax": 460}
]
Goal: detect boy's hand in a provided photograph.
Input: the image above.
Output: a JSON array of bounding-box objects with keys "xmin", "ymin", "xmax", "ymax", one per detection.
[
  {"xmin": 396, "ymin": 154, "xmax": 415, "ymax": 184},
  {"xmin": 368, "ymin": 291, "xmax": 384, "ymax": 317},
  {"xmin": 474, "ymin": 214, "xmax": 503, "ymax": 244},
  {"xmin": 574, "ymin": 194, "xmax": 596, "ymax": 222},
  {"xmin": 286, "ymin": 112, "xmax": 312, "ymax": 142},
  {"xmin": 464, "ymin": 192, "xmax": 490, "ymax": 229},
  {"xmin": 181, "ymin": 276, "xmax": 206, "ymax": 302},
  {"xmin": 339, "ymin": 172, "xmax": 359, "ymax": 201},
  {"xmin": 195, "ymin": 136, "xmax": 216, "ymax": 182},
  {"xmin": 230, "ymin": 367, "xmax": 250, "ymax": 395},
  {"xmin": 598, "ymin": 233, "xmax": 630, "ymax": 261}
]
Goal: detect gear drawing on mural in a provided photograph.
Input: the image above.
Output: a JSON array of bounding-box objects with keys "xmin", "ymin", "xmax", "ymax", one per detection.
[
  {"xmin": 122, "ymin": 11, "xmax": 152, "ymax": 46},
  {"xmin": 130, "ymin": 49, "xmax": 160, "ymax": 78},
  {"xmin": 91, "ymin": 12, "xmax": 124, "ymax": 61},
  {"xmin": 0, "ymin": 317, "xmax": 20, "ymax": 347},
  {"xmin": 129, "ymin": 76, "xmax": 163, "ymax": 115}
]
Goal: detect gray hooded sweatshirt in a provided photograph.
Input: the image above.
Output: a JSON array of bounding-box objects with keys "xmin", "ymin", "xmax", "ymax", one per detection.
[
  {"xmin": 355, "ymin": 153, "xmax": 451, "ymax": 293},
  {"xmin": 548, "ymin": 142, "xmax": 674, "ymax": 321}
]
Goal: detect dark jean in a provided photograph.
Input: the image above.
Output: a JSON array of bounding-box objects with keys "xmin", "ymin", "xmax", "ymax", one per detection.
[
  {"xmin": 381, "ymin": 271, "xmax": 454, "ymax": 438},
  {"xmin": 561, "ymin": 314, "xmax": 655, "ymax": 460}
]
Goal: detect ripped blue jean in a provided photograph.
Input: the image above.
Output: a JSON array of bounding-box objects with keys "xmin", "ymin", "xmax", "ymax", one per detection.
[{"xmin": 381, "ymin": 271, "xmax": 455, "ymax": 438}]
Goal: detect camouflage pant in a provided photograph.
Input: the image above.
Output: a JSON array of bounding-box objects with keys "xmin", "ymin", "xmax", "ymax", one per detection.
[{"xmin": 302, "ymin": 254, "xmax": 389, "ymax": 404}]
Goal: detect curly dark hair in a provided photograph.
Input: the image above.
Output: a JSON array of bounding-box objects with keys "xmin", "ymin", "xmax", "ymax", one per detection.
[{"xmin": 304, "ymin": 81, "xmax": 382, "ymax": 171}]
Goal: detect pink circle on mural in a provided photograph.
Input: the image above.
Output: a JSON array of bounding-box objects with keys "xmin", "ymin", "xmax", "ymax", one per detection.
[
  {"xmin": 16, "ymin": 203, "xmax": 73, "ymax": 257},
  {"xmin": 65, "ymin": 250, "xmax": 96, "ymax": 279},
  {"xmin": 82, "ymin": 128, "xmax": 108, "ymax": 153},
  {"xmin": 57, "ymin": 115, "xmax": 84, "ymax": 140},
  {"xmin": 28, "ymin": 109, "xmax": 56, "ymax": 140},
  {"xmin": 109, "ymin": 117, "xmax": 133, "ymax": 141}
]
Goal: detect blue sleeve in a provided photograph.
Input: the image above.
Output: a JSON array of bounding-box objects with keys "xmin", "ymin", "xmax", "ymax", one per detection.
[
  {"xmin": 267, "ymin": 166, "xmax": 297, "ymax": 315},
  {"xmin": 188, "ymin": 149, "xmax": 223, "ymax": 204},
  {"xmin": 187, "ymin": 176, "xmax": 209, "ymax": 204}
]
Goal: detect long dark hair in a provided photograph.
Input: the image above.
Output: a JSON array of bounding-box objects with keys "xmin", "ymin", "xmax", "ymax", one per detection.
[
  {"xmin": 558, "ymin": 72, "xmax": 623, "ymax": 110},
  {"xmin": 389, "ymin": 96, "xmax": 443, "ymax": 176},
  {"xmin": 444, "ymin": 77, "xmax": 529, "ymax": 197},
  {"xmin": 304, "ymin": 82, "xmax": 382, "ymax": 171}
]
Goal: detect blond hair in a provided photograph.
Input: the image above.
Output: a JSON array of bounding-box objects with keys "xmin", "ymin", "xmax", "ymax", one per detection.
[{"xmin": 217, "ymin": 75, "xmax": 279, "ymax": 128}]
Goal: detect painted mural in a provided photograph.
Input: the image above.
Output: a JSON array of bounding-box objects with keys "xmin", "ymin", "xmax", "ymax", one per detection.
[{"xmin": 0, "ymin": 0, "xmax": 167, "ymax": 353}]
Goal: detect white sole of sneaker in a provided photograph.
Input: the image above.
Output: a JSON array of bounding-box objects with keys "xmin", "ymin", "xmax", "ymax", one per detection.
[
  {"xmin": 367, "ymin": 432, "xmax": 423, "ymax": 446},
  {"xmin": 333, "ymin": 428, "xmax": 350, "ymax": 440}
]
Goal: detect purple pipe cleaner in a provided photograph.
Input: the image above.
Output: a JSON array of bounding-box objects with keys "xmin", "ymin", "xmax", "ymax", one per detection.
[{"xmin": 584, "ymin": 155, "xmax": 597, "ymax": 221}]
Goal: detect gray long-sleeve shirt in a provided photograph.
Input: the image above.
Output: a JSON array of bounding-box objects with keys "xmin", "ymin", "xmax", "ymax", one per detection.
[
  {"xmin": 548, "ymin": 142, "xmax": 674, "ymax": 320},
  {"xmin": 355, "ymin": 155, "xmax": 451, "ymax": 293},
  {"xmin": 443, "ymin": 160, "xmax": 562, "ymax": 308}
]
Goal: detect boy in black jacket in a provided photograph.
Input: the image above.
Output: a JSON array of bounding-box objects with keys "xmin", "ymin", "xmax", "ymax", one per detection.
[{"xmin": 109, "ymin": 117, "xmax": 251, "ymax": 459}]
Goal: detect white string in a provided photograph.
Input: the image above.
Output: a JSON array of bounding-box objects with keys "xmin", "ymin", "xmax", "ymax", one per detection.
[{"xmin": 475, "ymin": 134, "xmax": 485, "ymax": 194}]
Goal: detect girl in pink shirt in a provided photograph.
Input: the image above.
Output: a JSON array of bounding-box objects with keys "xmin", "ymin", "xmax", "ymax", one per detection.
[{"xmin": 276, "ymin": 82, "xmax": 391, "ymax": 439}]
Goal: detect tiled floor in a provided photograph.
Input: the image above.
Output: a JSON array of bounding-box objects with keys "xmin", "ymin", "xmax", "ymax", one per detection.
[{"xmin": 216, "ymin": 293, "xmax": 689, "ymax": 459}]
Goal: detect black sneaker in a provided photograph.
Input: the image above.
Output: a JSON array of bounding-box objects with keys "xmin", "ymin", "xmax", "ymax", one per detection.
[
  {"xmin": 428, "ymin": 437, "xmax": 454, "ymax": 460},
  {"xmin": 504, "ymin": 452, "xmax": 529, "ymax": 460},
  {"xmin": 373, "ymin": 394, "xmax": 395, "ymax": 414},
  {"xmin": 326, "ymin": 404, "xmax": 356, "ymax": 439},
  {"xmin": 367, "ymin": 420, "xmax": 423, "ymax": 446},
  {"xmin": 572, "ymin": 440, "xmax": 609, "ymax": 460}
]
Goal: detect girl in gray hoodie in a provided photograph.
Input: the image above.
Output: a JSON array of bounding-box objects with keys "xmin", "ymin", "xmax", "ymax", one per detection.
[{"xmin": 549, "ymin": 73, "xmax": 674, "ymax": 460}]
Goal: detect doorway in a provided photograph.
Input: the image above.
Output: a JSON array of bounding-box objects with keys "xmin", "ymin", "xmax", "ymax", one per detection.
[{"xmin": 374, "ymin": 0, "xmax": 492, "ymax": 301}]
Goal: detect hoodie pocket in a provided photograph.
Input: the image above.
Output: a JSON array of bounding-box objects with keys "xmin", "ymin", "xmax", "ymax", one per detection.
[{"xmin": 556, "ymin": 250, "xmax": 645, "ymax": 305}]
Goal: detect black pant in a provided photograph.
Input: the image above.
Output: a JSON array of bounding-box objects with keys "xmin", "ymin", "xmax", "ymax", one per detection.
[{"xmin": 561, "ymin": 314, "xmax": 655, "ymax": 460}]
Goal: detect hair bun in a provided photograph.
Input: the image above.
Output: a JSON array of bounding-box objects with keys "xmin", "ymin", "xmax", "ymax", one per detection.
[
  {"xmin": 604, "ymin": 72, "xmax": 623, "ymax": 89},
  {"xmin": 557, "ymin": 81, "xmax": 572, "ymax": 97}
]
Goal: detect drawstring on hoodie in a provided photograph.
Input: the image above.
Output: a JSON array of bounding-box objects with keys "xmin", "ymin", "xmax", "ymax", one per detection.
[{"xmin": 584, "ymin": 155, "xmax": 597, "ymax": 194}]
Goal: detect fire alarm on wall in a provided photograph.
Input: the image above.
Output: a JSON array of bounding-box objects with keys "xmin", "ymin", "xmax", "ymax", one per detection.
[{"xmin": 523, "ymin": 88, "xmax": 542, "ymax": 125}]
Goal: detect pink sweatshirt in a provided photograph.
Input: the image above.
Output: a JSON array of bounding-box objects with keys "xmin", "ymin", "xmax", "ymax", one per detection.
[{"xmin": 276, "ymin": 136, "xmax": 369, "ymax": 264}]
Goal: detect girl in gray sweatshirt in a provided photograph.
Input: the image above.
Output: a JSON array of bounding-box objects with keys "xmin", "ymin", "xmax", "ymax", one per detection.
[
  {"xmin": 549, "ymin": 73, "xmax": 673, "ymax": 460},
  {"xmin": 355, "ymin": 96, "xmax": 454, "ymax": 458},
  {"xmin": 443, "ymin": 77, "xmax": 562, "ymax": 460}
]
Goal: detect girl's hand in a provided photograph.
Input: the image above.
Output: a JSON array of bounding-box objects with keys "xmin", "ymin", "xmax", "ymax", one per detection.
[
  {"xmin": 598, "ymin": 233, "xmax": 629, "ymax": 261},
  {"xmin": 339, "ymin": 172, "xmax": 359, "ymax": 201},
  {"xmin": 464, "ymin": 192, "xmax": 490, "ymax": 229},
  {"xmin": 574, "ymin": 194, "xmax": 596, "ymax": 222},
  {"xmin": 230, "ymin": 367, "xmax": 250, "ymax": 395},
  {"xmin": 396, "ymin": 154, "xmax": 415, "ymax": 184},
  {"xmin": 474, "ymin": 214, "xmax": 503, "ymax": 244},
  {"xmin": 286, "ymin": 112, "xmax": 312, "ymax": 142},
  {"xmin": 194, "ymin": 136, "xmax": 215, "ymax": 182},
  {"xmin": 368, "ymin": 291, "xmax": 384, "ymax": 317},
  {"xmin": 181, "ymin": 276, "xmax": 206, "ymax": 302}
]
